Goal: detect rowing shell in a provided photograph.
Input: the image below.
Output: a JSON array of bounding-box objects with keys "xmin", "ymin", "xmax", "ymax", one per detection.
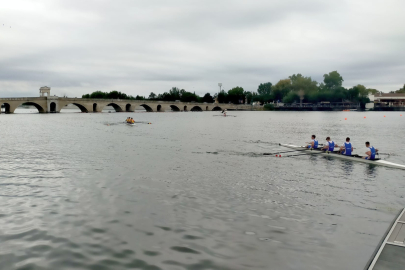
[
  {"xmin": 279, "ymin": 144, "xmax": 405, "ymax": 170},
  {"xmin": 126, "ymin": 122, "xmax": 136, "ymax": 126}
]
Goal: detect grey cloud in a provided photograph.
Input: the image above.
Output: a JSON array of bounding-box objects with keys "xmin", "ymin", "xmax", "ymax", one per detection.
[{"xmin": 1, "ymin": 0, "xmax": 404, "ymax": 98}]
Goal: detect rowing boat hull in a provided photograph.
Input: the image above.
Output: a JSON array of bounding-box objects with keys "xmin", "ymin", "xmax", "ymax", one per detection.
[{"xmin": 279, "ymin": 144, "xmax": 405, "ymax": 170}]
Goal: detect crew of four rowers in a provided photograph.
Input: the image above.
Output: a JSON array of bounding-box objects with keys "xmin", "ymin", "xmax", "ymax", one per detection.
[{"xmin": 307, "ymin": 135, "xmax": 378, "ymax": 160}]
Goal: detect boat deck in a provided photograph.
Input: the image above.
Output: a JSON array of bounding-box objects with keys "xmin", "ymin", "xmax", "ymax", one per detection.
[{"xmin": 366, "ymin": 208, "xmax": 405, "ymax": 270}]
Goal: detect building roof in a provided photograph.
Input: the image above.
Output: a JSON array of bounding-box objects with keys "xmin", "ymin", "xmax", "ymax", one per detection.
[{"xmin": 374, "ymin": 93, "xmax": 405, "ymax": 97}]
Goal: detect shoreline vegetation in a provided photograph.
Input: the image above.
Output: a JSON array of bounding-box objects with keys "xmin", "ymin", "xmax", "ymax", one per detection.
[{"xmin": 81, "ymin": 71, "xmax": 405, "ymax": 110}]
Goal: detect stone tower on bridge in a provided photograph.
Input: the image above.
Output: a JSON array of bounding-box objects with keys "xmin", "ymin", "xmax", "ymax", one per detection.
[{"xmin": 40, "ymin": 86, "xmax": 51, "ymax": 97}]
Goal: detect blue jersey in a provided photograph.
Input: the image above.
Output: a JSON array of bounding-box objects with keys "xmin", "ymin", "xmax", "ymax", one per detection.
[
  {"xmin": 343, "ymin": 142, "xmax": 352, "ymax": 156},
  {"xmin": 308, "ymin": 139, "xmax": 318, "ymax": 149},
  {"xmin": 369, "ymin": 146, "xmax": 376, "ymax": 159},
  {"xmin": 327, "ymin": 141, "xmax": 335, "ymax": 151}
]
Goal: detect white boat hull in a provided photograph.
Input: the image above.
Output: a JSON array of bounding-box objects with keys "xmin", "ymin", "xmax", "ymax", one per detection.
[{"xmin": 279, "ymin": 144, "xmax": 405, "ymax": 170}]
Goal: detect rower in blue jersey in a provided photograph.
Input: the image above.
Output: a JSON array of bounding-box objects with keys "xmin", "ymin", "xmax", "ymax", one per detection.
[
  {"xmin": 339, "ymin": 137, "xmax": 353, "ymax": 156},
  {"xmin": 363, "ymin": 141, "xmax": 378, "ymax": 160},
  {"xmin": 306, "ymin": 135, "xmax": 318, "ymax": 149},
  {"xmin": 322, "ymin": 137, "xmax": 338, "ymax": 151}
]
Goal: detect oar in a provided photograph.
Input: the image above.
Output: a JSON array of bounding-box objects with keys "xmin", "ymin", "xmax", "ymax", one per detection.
[
  {"xmin": 285, "ymin": 151, "xmax": 327, "ymax": 157},
  {"xmin": 285, "ymin": 150, "xmax": 339, "ymax": 157},
  {"xmin": 263, "ymin": 146, "xmax": 323, "ymax": 156},
  {"xmin": 123, "ymin": 121, "xmax": 152, "ymax": 124},
  {"xmin": 263, "ymin": 149, "xmax": 304, "ymax": 155}
]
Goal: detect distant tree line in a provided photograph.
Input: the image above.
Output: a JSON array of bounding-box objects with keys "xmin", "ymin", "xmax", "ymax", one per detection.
[
  {"xmin": 249, "ymin": 71, "xmax": 380, "ymax": 108},
  {"xmin": 391, "ymin": 84, "xmax": 405, "ymax": 93},
  {"xmin": 147, "ymin": 87, "xmax": 215, "ymax": 103},
  {"xmin": 82, "ymin": 71, "xmax": 403, "ymax": 108},
  {"xmin": 82, "ymin": 90, "xmax": 145, "ymax": 100},
  {"xmin": 82, "ymin": 88, "xmax": 215, "ymax": 103}
]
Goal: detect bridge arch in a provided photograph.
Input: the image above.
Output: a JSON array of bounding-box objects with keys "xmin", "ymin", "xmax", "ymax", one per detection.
[
  {"xmin": 212, "ymin": 106, "xmax": 222, "ymax": 111},
  {"xmin": 50, "ymin": 102, "xmax": 57, "ymax": 112},
  {"xmin": 126, "ymin": 104, "xmax": 133, "ymax": 112},
  {"xmin": 191, "ymin": 106, "xmax": 202, "ymax": 112},
  {"xmin": 21, "ymin": 102, "xmax": 45, "ymax": 113},
  {"xmin": 157, "ymin": 104, "xmax": 162, "ymax": 112},
  {"xmin": 170, "ymin": 105, "xmax": 180, "ymax": 112},
  {"xmin": 1, "ymin": 103, "xmax": 11, "ymax": 113},
  {"xmin": 139, "ymin": 104, "xmax": 153, "ymax": 112},
  {"xmin": 184, "ymin": 105, "xmax": 187, "ymax": 111},
  {"xmin": 61, "ymin": 103, "xmax": 89, "ymax": 113},
  {"xmin": 206, "ymin": 106, "xmax": 208, "ymax": 111},
  {"xmin": 93, "ymin": 103, "xmax": 97, "ymax": 112},
  {"xmin": 107, "ymin": 103, "xmax": 123, "ymax": 112}
]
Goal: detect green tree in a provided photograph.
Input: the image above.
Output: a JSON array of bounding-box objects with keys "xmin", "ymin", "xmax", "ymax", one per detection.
[
  {"xmin": 148, "ymin": 92, "xmax": 156, "ymax": 99},
  {"xmin": 180, "ymin": 91, "xmax": 200, "ymax": 102},
  {"xmin": 395, "ymin": 84, "xmax": 405, "ymax": 93},
  {"xmin": 202, "ymin": 93, "xmax": 214, "ymax": 103},
  {"xmin": 227, "ymin": 86, "xmax": 245, "ymax": 104},
  {"xmin": 169, "ymin": 87, "xmax": 181, "ymax": 100},
  {"xmin": 348, "ymin": 84, "xmax": 370, "ymax": 108},
  {"xmin": 245, "ymin": 91, "xmax": 253, "ymax": 104},
  {"xmin": 289, "ymin": 74, "xmax": 318, "ymax": 94},
  {"xmin": 90, "ymin": 91, "xmax": 107, "ymax": 99},
  {"xmin": 282, "ymin": 92, "xmax": 300, "ymax": 103},
  {"xmin": 323, "ymin": 71, "xmax": 344, "ymax": 90},
  {"xmin": 217, "ymin": 90, "xmax": 228, "ymax": 103},
  {"xmin": 159, "ymin": 92, "xmax": 174, "ymax": 101},
  {"xmin": 272, "ymin": 79, "xmax": 292, "ymax": 101},
  {"xmin": 257, "ymin": 82, "xmax": 272, "ymax": 95},
  {"xmin": 107, "ymin": 91, "xmax": 128, "ymax": 99},
  {"xmin": 366, "ymin": 88, "xmax": 379, "ymax": 95}
]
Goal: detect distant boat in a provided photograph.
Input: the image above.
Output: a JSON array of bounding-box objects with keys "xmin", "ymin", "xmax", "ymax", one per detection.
[{"xmin": 343, "ymin": 109, "xmax": 357, "ymax": 111}]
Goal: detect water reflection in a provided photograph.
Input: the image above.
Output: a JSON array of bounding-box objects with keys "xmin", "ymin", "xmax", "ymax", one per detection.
[
  {"xmin": 365, "ymin": 164, "xmax": 378, "ymax": 177},
  {"xmin": 342, "ymin": 161, "xmax": 354, "ymax": 175}
]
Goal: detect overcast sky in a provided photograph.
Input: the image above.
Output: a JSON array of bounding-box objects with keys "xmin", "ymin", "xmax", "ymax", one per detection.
[{"xmin": 1, "ymin": 0, "xmax": 404, "ymax": 97}]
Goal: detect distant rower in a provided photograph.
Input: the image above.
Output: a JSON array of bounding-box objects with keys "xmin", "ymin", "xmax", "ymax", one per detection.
[
  {"xmin": 322, "ymin": 137, "xmax": 338, "ymax": 151},
  {"xmin": 340, "ymin": 137, "xmax": 353, "ymax": 156},
  {"xmin": 363, "ymin": 141, "xmax": 378, "ymax": 160},
  {"xmin": 307, "ymin": 135, "xmax": 318, "ymax": 149}
]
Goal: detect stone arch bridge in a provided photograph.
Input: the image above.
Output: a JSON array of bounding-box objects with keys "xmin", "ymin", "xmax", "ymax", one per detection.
[{"xmin": 0, "ymin": 97, "xmax": 252, "ymax": 113}]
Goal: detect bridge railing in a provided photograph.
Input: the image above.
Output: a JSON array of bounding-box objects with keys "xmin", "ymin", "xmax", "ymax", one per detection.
[{"xmin": 0, "ymin": 97, "xmax": 47, "ymax": 101}]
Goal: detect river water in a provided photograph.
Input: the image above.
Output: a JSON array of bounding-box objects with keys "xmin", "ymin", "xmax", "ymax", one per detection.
[{"xmin": 0, "ymin": 110, "xmax": 404, "ymax": 270}]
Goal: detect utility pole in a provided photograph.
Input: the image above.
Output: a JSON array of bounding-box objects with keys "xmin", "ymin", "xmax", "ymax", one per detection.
[{"xmin": 217, "ymin": 83, "xmax": 222, "ymax": 104}]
